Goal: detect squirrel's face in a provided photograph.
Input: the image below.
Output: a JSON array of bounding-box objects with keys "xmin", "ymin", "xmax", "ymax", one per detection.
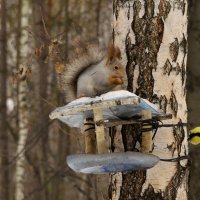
[
  {"xmin": 105, "ymin": 45, "xmax": 126, "ymax": 86},
  {"xmin": 106, "ymin": 59, "xmax": 125, "ymax": 86}
]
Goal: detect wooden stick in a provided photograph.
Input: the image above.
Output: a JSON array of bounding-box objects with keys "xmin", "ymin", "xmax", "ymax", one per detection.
[
  {"xmin": 141, "ymin": 110, "xmax": 153, "ymax": 153},
  {"xmin": 83, "ymin": 119, "xmax": 96, "ymax": 154},
  {"xmin": 93, "ymin": 108, "xmax": 107, "ymax": 154}
]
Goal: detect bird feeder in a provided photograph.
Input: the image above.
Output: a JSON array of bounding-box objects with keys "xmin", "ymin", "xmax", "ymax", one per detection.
[{"xmin": 50, "ymin": 90, "xmax": 172, "ymax": 174}]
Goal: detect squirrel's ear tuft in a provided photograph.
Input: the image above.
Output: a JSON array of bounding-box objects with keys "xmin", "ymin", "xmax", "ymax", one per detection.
[
  {"xmin": 106, "ymin": 44, "xmax": 115, "ymax": 63},
  {"xmin": 106, "ymin": 44, "xmax": 122, "ymax": 64},
  {"xmin": 114, "ymin": 47, "xmax": 121, "ymax": 59}
]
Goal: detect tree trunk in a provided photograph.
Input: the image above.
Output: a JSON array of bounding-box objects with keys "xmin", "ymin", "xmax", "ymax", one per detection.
[
  {"xmin": 109, "ymin": 0, "xmax": 189, "ymax": 199},
  {"xmin": 15, "ymin": 0, "xmax": 31, "ymax": 199},
  {"xmin": 32, "ymin": 1, "xmax": 50, "ymax": 199},
  {"xmin": 0, "ymin": 0, "xmax": 9, "ymax": 199}
]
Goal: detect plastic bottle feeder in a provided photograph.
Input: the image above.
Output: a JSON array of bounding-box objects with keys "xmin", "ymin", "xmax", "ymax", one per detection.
[{"xmin": 49, "ymin": 90, "xmax": 172, "ymax": 174}]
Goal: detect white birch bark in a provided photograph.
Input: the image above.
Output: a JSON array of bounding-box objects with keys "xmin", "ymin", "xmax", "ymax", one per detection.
[
  {"xmin": 15, "ymin": 0, "xmax": 31, "ymax": 199},
  {"xmin": 110, "ymin": 0, "xmax": 188, "ymax": 199}
]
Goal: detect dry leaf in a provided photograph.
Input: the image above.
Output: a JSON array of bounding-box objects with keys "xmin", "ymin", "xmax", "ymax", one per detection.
[{"xmin": 55, "ymin": 63, "xmax": 65, "ymax": 74}]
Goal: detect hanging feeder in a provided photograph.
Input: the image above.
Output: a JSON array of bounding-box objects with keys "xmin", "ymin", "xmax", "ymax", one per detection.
[
  {"xmin": 50, "ymin": 90, "xmax": 173, "ymax": 174},
  {"xmin": 50, "ymin": 90, "xmax": 171, "ymax": 128}
]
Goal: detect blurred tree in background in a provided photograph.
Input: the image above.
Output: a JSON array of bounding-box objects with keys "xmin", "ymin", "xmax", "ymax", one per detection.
[{"xmin": 0, "ymin": 0, "xmax": 200, "ymax": 199}]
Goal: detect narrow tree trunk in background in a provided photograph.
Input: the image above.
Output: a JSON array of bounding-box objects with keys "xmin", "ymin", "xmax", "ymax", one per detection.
[
  {"xmin": 33, "ymin": 1, "xmax": 50, "ymax": 199},
  {"xmin": 110, "ymin": 0, "xmax": 189, "ymax": 199},
  {"xmin": 39, "ymin": 33, "xmax": 50, "ymax": 200},
  {"xmin": 16, "ymin": 0, "xmax": 22, "ymax": 70},
  {"xmin": 0, "ymin": 0, "xmax": 9, "ymax": 199},
  {"xmin": 15, "ymin": 66, "xmax": 29, "ymax": 200},
  {"xmin": 15, "ymin": 0, "xmax": 30, "ymax": 199},
  {"xmin": 47, "ymin": 0, "xmax": 52, "ymax": 31},
  {"xmin": 47, "ymin": 2, "xmax": 65, "ymax": 199},
  {"xmin": 15, "ymin": 0, "xmax": 22, "ymax": 134}
]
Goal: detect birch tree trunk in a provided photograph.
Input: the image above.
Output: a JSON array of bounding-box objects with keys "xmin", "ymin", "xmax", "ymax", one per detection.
[
  {"xmin": 0, "ymin": 0, "xmax": 9, "ymax": 199},
  {"xmin": 15, "ymin": 0, "xmax": 31, "ymax": 199},
  {"xmin": 109, "ymin": 0, "xmax": 189, "ymax": 199}
]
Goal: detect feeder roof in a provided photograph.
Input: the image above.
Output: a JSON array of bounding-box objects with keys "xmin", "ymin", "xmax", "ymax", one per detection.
[{"xmin": 49, "ymin": 90, "xmax": 170, "ymax": 128}]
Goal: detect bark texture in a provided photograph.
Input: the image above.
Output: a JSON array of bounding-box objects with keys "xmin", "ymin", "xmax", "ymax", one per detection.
[{"xmin": 110, "ymin": 0, "xmax": 189, "ymax": 199}]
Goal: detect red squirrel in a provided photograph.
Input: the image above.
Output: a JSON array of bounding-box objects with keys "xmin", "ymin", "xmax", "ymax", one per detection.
[{"xmin": 58, "ymin": 43, "xmax": 126, "ymax": 102}]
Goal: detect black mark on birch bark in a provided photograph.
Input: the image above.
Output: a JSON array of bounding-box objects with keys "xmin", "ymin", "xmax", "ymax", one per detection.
[
  {"xmin": 119, "ymin": 171, "xmax": 146, "ymax": 200},
  {"xmin": 119, "ymin": 0, "xmax": 130, "ymax": 4},
  {"xmin": 114, "ymin": 0, "xmax": 131, "ymax": 19},
  {"xmin": 167, "ymin": 142, "xmax": 176, "ymax": 157},
  {"xmin": 175, "ymin": 62, "xmax": 181, "ymax": 75},
  {"xmin": 173, "ymin": 122, "xmax": 185, "ymax": 155},
  {"xmin": 173, "ymin": 0, "xmax": 186, "ymax": 15},
  {"xmin": 159, "ymin": 95, "xmax": 168, "ymax": 113},
  {"xmin": 112, "ymin": 28, "xmax": 115, "ymax": 44},
  {"xmin": 126, "ymin": 2, "xmax": 131, "ymax": 19},
  {"xmin": 181, "ymin": 61, "xmax": 186, "ymax": 85},
  {"xmin": 163, "ymin": 59, "xmax": 172, "ymax": 75},
  {"xmin": 180, "ymin": 34, "xmax": 187, "ymax": 85},
  {"xmin": 169, "ymin": 38, "xmax": 179, "ymax": 62},
  {"xmin": 165, "ymin": 163, "xmax": 188, "ymax": 199},
  {"xmin": 113, "ymin": 0, "xmax": 119, "ymax": 19},
  {"xmin": 180, "ymin": 34, "xmax": 187, "ymax": 55},
  {"xmin": 170, "ymin": 91, "xmax": 178, "ymax": 117},
  {"xmin": 125, "ymin": 32, "xmax": 135, "ymax": 92},
  {"xmin": 128, "ymin": 0, "xmax": 164, "ymax": 100},
  {"xmin": 159, "ymin": 0, "xmax": 171, "ymax": 20},
  {"xmin": 151, "ymin": 94, "xmax": 159, "ymax": 104},
  {"xmin": 109, "ymin": 127, "xmax": 117, "ymax": 152},
  {"xmin": 121, "ymin": 124, "xmax": 142, "ymax": 152},
  {"xmin": 120, "ymin": 124, "xmax": 144, "ymax": 199},
  {"xmin": 143, "ymin": 184, "xmax": 163, "ymax": 199}
]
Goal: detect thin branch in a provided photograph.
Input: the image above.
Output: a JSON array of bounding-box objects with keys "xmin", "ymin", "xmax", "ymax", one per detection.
[{"xmin": 40, "ymin": 7, "xmax": 50, "ymax": 39}]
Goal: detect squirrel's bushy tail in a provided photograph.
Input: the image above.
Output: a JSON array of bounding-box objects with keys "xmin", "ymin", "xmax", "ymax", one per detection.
[{"xmin": 57, "ymin": 41, "xmax": 105, "ymax": 102}]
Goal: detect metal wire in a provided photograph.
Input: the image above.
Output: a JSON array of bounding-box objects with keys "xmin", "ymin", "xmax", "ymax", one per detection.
[
  {"xmin": 138, "ymin": 119, "xmax": 188, "ymax": 140},
  {"xmin": 160, "ymin": 155, "xmax": 190, "ymax": 163}
]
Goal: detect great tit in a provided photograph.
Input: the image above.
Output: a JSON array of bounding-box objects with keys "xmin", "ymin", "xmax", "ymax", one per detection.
[{"xmin": 188, "ymin": 127, "xmax": 200, "ymax": 145}]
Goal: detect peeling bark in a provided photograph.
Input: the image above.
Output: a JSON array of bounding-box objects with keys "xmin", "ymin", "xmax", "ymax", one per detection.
[{"xmin": 110, "ymin": 0, "xmax": 189, "ymax": 199}]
